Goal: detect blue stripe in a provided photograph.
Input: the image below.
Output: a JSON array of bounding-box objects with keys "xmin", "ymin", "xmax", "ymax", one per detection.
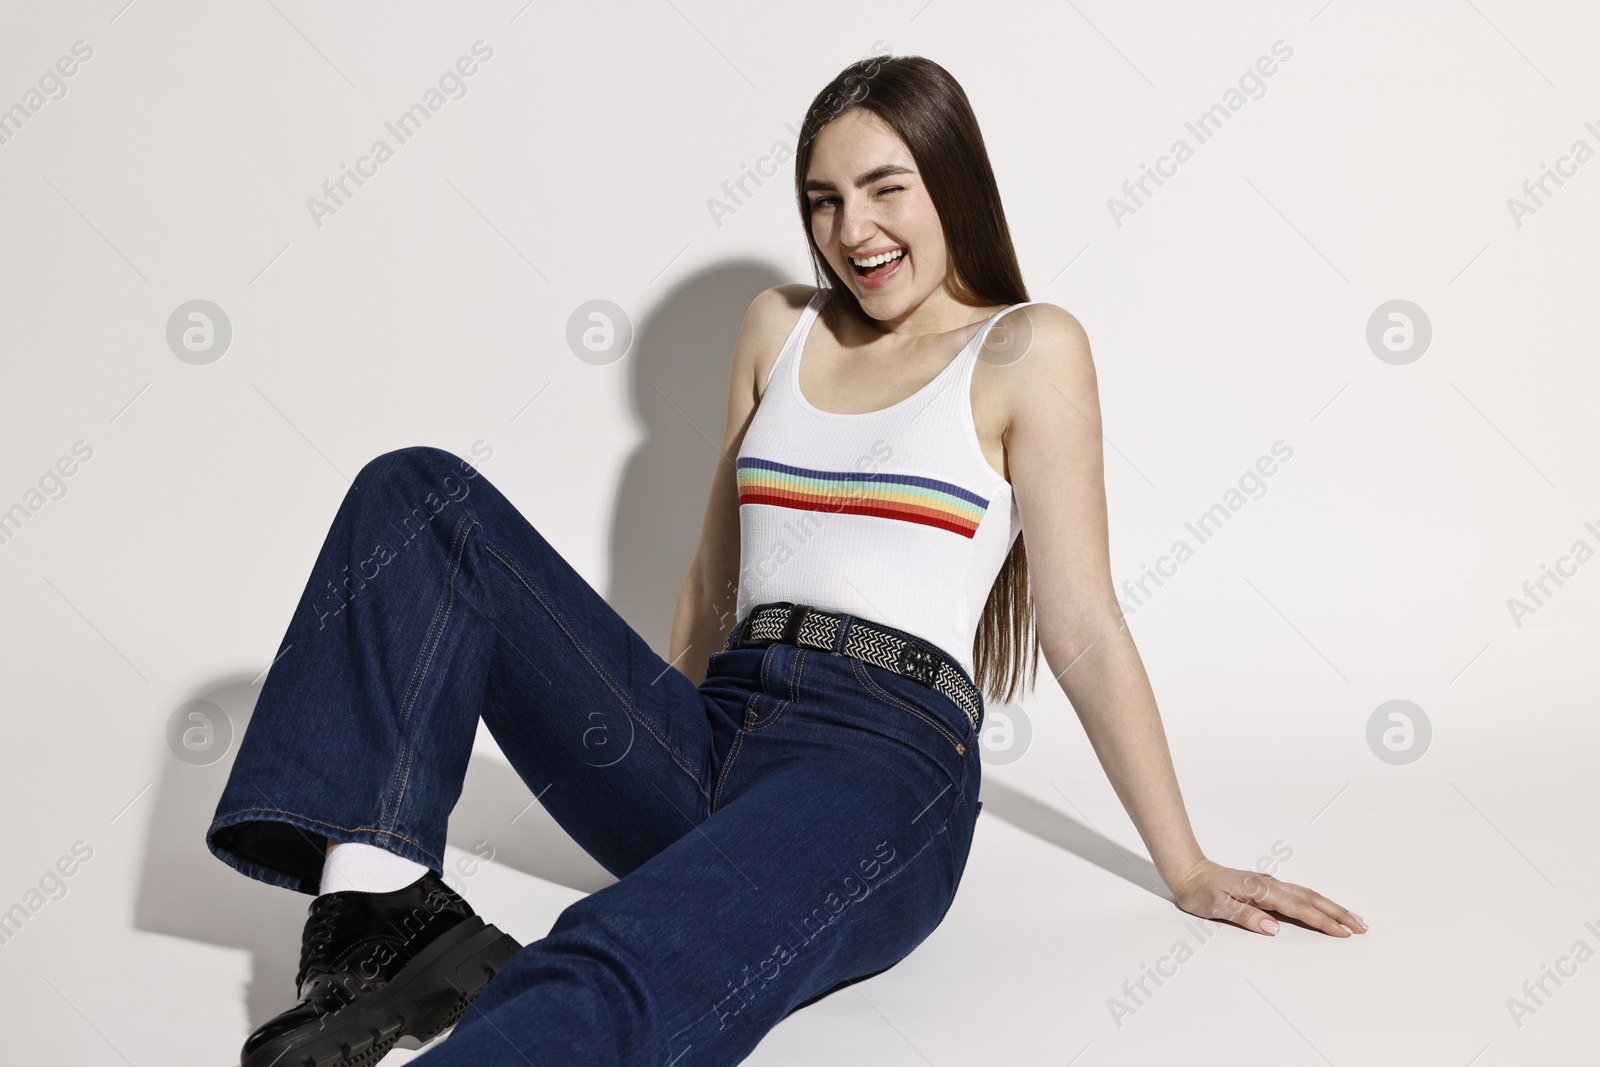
[{"xmin": 737, "ymin": 456, "xmax": 989, "ymax": 509}]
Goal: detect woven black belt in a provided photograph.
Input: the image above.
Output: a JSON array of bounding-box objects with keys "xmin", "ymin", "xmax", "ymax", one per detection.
[{"xmin": 729, "ymin": 601, "xmax": 982, "ymax": 734}]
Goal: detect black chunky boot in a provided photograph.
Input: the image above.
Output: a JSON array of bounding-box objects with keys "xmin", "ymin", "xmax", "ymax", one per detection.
[{"xmin": 240, "ymin": 870, "xmax": 521, "ymax": 1067}]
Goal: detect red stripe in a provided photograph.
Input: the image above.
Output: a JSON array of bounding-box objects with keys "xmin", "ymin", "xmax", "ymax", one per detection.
[
  {"xmin": 740, "ymin": 490, "xmax": 978, "ymax": 538},
  {"xmin": 742, "ymin": 488, "xmax": 969, "ymax": 527}
]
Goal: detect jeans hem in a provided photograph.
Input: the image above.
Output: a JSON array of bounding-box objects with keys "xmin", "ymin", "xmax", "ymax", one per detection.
[{"xmin": 205, "ymin": 806, "xmax": 444, "ymax": 896}]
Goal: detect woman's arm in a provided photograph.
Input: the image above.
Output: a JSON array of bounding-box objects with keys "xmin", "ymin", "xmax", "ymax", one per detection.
[
  {"xmin": 668, "ymin": 449, "xmax": 742, "ymax": 687},
  {"xmin": 1002, "ymin": 306, "xmax": 1366, "ymax": 938},
  {"xmin": 1001, "ymin": 306, "xmax": 1204, "ymax": 884},
  {"xmin": 669, "ymin": 285, "xmax": 814, "ymax": 685}
]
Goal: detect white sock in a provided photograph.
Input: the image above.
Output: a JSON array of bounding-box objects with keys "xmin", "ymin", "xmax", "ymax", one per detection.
[{"xmin": 319, "ymin": 840, "xmax": 430, "ymax": 895}]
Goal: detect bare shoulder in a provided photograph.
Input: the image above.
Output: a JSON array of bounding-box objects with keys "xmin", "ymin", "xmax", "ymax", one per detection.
[
  {"xmin": 987, "ymin": 301, "xmax": 1091, "ymax": 371},
  {"xmin": 718, "ymin": 284, "xmax": 820, "ymax": 452},
  {"xmin": 736, "ymin": 284, "xmax": 820, "ymax": 400},
  {"xmin": 980, "ymin": 301, "xmax": 1096, "ymax": 431},
  {"xmin": 744, "ymin": 282, "xmax": 818, "ymax": 339}
]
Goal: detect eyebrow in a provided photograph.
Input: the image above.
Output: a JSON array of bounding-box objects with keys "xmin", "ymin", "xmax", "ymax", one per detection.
[{"xmin": 803, "ymin": 163, "xmax": 915, "ymax": 194}]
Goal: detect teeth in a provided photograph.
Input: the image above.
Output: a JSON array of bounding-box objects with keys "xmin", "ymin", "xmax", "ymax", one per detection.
[{"xmin": 851, "ymin": 248, "xmax": 904, "ymax": 268}]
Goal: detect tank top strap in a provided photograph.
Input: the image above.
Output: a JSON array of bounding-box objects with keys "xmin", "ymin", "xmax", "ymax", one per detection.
[
  {"xmin": 954, "ymin": 300, "xmax": 1044, "ymax": 384},
  {"xmin": 975, "ymin": 300, "xmax": 1042, "ymax": 349},
  {"xmin": 762, "ymin": 288, "xmax": 829, "ymax": 393}
]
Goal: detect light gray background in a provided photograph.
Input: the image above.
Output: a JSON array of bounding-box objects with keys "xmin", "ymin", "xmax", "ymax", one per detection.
[{"xmin": 2, "ymin": 1, "xmax": 1597, "ymax": 1063}]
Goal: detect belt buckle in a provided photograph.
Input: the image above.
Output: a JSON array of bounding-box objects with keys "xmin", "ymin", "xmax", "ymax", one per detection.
[{"xmin": 896, "ymin": 640, "xmax": 939, "ymax": 687}]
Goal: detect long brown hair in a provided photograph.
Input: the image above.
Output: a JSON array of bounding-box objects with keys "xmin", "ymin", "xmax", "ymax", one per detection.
[{"xmin": 792, "ymin": 54, "xmax": 1040, "ymax": 707}]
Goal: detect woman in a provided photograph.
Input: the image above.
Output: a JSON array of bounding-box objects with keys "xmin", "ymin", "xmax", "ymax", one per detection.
[{"xmin": 207, "ymin": 55, "xmax": 1365, "ymax": 1067}]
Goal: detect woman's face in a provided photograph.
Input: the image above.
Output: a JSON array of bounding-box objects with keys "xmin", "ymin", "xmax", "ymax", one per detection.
[{"xmin": 804, "ymin": 109, "xmax": 948, "ymax": 321}]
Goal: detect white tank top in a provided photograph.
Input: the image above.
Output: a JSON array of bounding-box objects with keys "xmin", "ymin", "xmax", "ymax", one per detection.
[{"xmin": 735, "ymin": 288, "xmax": 1036, "ymax": 680}]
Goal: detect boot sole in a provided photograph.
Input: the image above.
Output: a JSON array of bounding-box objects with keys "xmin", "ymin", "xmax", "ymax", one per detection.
[{"xmin": 242, "ymin": 916, "xmax": 522, "ymax": 1067}]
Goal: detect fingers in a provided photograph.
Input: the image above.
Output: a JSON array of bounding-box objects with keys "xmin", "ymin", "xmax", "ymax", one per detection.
[
  {"xmin": 1208, "ymin": 890, "xmax": 1279, "ymax": 936},
  {"xmin": 1202, "ymin": 876, "xmax": 1368, "ymax": 938},
  {"xmin": 1180, "ymin": 868, "xmax": 1369, "ymax": 938},
  {"xmin": 1257, "ymin": 879, "xmax": 1368, "ymax": 937},
  {"xmin": 1299, "ymin": 885, "xmax": 1368, "ymax": 935}
]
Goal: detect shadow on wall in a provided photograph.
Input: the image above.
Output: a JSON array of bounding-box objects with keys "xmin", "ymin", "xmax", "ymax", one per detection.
[
  {"xmin": 129, "ymin": 262, "xmax": 787, "ymax": 1037},
  {"xmin": 609, "ymin": 260, "xmax": 788, "ymax": 654}
]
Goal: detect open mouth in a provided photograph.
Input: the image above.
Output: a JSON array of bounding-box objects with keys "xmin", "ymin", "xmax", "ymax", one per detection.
[{"xmin": 850, "ymin": 247, "xmax": 905, "ymax": 281}]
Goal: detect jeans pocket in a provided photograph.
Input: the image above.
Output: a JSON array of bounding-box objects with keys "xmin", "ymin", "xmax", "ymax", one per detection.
[{"xmin": 846, "ymin": 656, "xmax": 968, "ymax": 751}]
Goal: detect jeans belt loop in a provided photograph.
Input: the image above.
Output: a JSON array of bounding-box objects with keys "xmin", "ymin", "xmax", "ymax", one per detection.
[
  {"xmin": 779, "ymin": 604, "xmax": 810, "ymax": 648},
  {"xmin": 831, "ymin": 612, "xmax": 854, "ymax": 655}
]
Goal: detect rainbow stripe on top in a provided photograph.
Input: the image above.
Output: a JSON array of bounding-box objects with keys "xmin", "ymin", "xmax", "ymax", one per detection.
[{"xmin": 736, "ymin": 456, "xmax": 989, "ymax": 538}]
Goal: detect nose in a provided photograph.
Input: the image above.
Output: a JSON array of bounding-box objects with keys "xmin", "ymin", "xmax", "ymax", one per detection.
[{"xmin": 837, "ymin": 194, "xmax": 879, "ymax": 249}]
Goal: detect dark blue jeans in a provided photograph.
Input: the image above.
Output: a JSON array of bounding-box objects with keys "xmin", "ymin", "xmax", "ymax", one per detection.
[{"xmin": 205, "ymin": 446, "xmax": 983, "ymax": 1066}]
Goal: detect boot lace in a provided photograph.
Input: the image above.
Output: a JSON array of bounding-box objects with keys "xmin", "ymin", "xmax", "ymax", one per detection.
[{"xmin": 295, "ymin": 895, "xmax": 350, "ymax": 992}]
